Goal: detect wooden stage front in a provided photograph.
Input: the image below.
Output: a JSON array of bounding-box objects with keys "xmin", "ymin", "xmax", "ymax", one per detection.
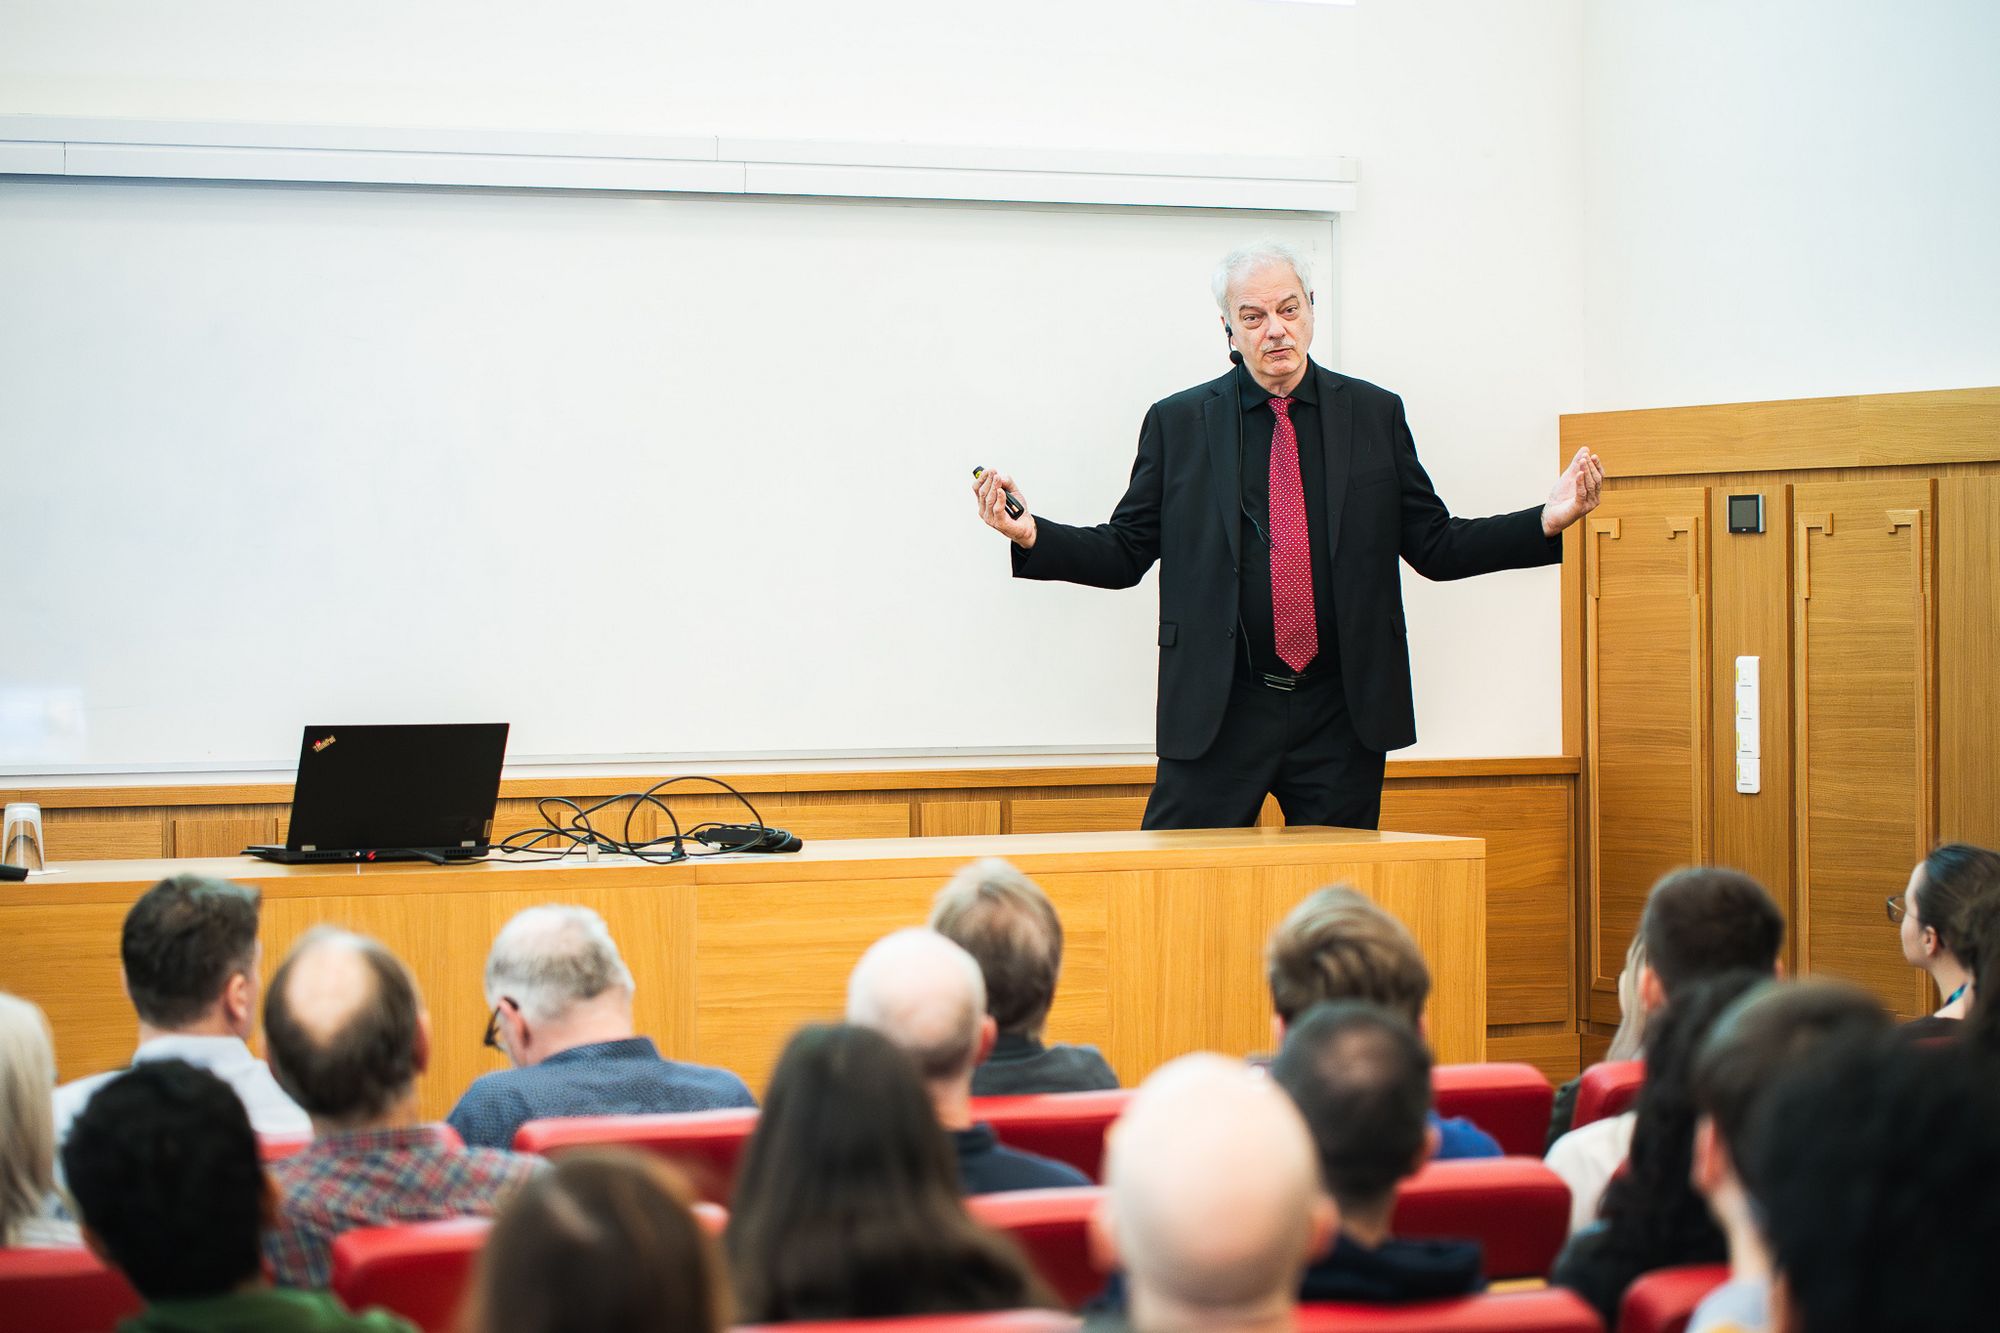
[{"xmin": 0, "ymin": 826, "xmax": 1486, "ymax": 1121}]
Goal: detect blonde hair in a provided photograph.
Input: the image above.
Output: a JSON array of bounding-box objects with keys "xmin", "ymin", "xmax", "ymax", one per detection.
[
  {"xmin": 1606, "ymin": 936, "xmax": 1651, "ymax": 1062},
  {"xmin": 0, "ymin": 993, "xmax": 59, "ymax": 1244}
]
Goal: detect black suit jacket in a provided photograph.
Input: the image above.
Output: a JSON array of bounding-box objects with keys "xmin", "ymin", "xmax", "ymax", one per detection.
[{"xmin": 1013, "ymin": 361, "xmax": 1560, "ymax": 759}]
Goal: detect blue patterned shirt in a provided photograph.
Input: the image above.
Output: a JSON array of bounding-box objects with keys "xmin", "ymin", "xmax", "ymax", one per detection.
[
  {"xmin": 265, "ymin": 1124, "xmax": 539, "ymax": 1289},
  {"xmin": 446, "ymin": 1036, "xmax": 757, "ymax": 1150}
]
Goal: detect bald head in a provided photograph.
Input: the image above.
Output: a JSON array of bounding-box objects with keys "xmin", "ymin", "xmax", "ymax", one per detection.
[
  {"xmin": 264, "ymin": 927, "xmax": 425, "ymax": 1127},
  {"xmin": 846, "ymin": 929, "xmax": 987, "ymax": 1084},
  {"xmin": 1103, "ymin": 1055, "xmax": 1330, "ymax": 1324}
]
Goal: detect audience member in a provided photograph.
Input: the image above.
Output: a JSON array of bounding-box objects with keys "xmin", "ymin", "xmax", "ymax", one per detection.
[
  {"xmin": 846, "ymin": 928, "xmax": 1089, "ymax": 1193},
  {"xmin": 1092, "ymin": 1053, "xmax": 1333, "ymax": 1333},
  {"xmin": 62, "ymin": 1059, "xmax": 415, "ymax": 1331},
  {"xmin": 1961, "ymin": 888, "xmax": 2000, "ymax": 1055},
  {"xmin": 1546, "ymin": 867, "xmax": 1783, "ymax": 1228},
  {"xmin": 1551, "ymin": 970, "xmax": 1765, "ymax": 1326},
  {"xmin": 1543, "ymin": 936, "xmax": 1649, "ymax": 1152},
  {"xmin": 461, "ymin": 1148, "xmax": 726, "ymax": 1333},
  {"xmin": 1270, "ymin": 1002, "xmax": 1482, "ymax": 1302},
  {"xmin": 1267, "ymin": 886, "xmax": 1499, "ymax": 1158},
  {"xmin": 726, "ymin": 1023, "xmax": 1051, "ymax": 1323},
  {"xmin": 930, "ymin": 858, "xmax": 1118, "ymax": 1095},
  {"xmin": 53, "ymin": 874, "xmax": 308, "ymax": 1142},
  {"xmin": 0, "ymin": 993, "xmax": 76, "ymax": 1247},
  {"xmin": 1739, "ymin": 1032, "xmax": 2000, "ymax": 1332},
  {"xmin": 1889, "ymin": 842, "xmax": 2000, "ymax": 1038},
  {"xmin": 1684, "ymin": 980, "xmax": 1890, "ymax": 1333},
  {"xmin": 262, "ymin": 927, "xmax": 539, "ymax": 1288},
  {"xmin": 448, "ymin": 905, "xmax": 754, "ymax": 1149}
]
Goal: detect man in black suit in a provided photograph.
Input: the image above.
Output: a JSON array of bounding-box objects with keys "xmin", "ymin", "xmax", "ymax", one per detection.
[{"xmin": 974, "ymin": 241, "xmax": 1601, "ymax": 830}]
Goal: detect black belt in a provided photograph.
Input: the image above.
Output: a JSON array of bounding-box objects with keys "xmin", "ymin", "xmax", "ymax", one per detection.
[{"xmin": 1239, "ymin": 662, "xmax": 1327, "ymax": 691}]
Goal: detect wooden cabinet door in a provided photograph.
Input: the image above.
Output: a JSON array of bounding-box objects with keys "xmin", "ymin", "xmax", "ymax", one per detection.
[
  {"xmin": 1584, "ymin": 488, "xmax": 1712, "ymax": 1012},
  {"xmin": 1793, "ymin": 480, "xmax": 1937, "ymax": 1017}
]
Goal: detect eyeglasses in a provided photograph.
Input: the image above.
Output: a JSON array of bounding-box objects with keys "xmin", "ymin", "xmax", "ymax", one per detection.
[
  {"xmin": 1885, "ymin": 894, "xmax": 1910, "ymax": 926},
  {"xmin": 482, "ymin": 998, "xmax": 515, "ymax": 1050}
]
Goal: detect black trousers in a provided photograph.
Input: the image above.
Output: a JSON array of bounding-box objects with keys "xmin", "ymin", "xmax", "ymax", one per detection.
[{"xmin": 1142, "ymin": 671, "xmax": 1387, "ymax": 831}]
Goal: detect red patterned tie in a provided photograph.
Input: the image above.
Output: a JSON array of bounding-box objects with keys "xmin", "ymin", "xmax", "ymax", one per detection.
[{"xmin": 1267, "ymin": 396, "xmax": 1318, "ymax": 673}]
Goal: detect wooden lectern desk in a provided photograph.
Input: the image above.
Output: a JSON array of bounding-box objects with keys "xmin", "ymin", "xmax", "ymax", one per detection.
[{"xmin": 1, "ymin": 826, "xmax": 1484, "ymax": 1121}]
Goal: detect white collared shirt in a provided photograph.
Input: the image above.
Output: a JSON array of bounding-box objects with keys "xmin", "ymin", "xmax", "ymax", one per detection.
[
  {"xmin": 53, "ymin": 1033, "xmax": 311, "ymax": 1145},
  {"xmin": 1545, "ymin": 1109, "xmax": 1638, "ymax": 1236}
]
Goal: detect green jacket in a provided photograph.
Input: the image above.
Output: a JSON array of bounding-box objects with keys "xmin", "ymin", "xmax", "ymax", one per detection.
[{"xmin": 122, "ymin": 1287, "xmax": 417, "ymax": 1333}]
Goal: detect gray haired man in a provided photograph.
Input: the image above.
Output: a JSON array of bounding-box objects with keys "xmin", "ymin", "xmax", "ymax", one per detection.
[{"xmin": 446, "ymin": 904, "xmax": 754, "ymax": 1149}]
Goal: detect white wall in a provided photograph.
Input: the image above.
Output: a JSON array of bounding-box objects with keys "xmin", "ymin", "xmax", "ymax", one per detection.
[
  {"xmin": 0, "ymin": 0, "xmax": 1590, "ymax": 764},
  {"xmin": 1580, "ymin": 0, "xmax": 2000, "ymax": 409}
]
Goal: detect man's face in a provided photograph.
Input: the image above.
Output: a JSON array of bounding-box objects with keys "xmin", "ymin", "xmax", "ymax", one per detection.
[{"xmin": 1224, "ymin": 263, "xmax": 1314, "ymax": 390}]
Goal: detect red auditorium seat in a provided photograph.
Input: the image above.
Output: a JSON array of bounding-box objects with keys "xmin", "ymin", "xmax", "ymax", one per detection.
[
  {"xmin": 1298, "ymin": 1289, "xmax": 1603, "ymax": 1332},
  {"xmin": 1432, "ymin": 1063, "xmax": 1557, "ymax": 1157},
  {"xmin": 513, "ymin": 1107, "xmax": 758, "ymax": 1203},
  {"xmin": 260, "ymin": 1132, "xmax": 311, "ymax": 1161},
  {"xmin": 1392, "ymin": 1157, "xmax": 1571, "ymax": 1280},
  {"xmin": 971, "ymin": 1090, "xmax": 1131, "ymax": 1181},
  {"xmin": 966, "ymin": 1187, "xmax": 1105, "ymax": 1309},
  {"xmin": 1571, "ymin": 1060, "xmax": 1645, "ymax": 1130},
  {"xmin": 737, "ymin": 1313, "xmax": 1081, "ymax": 1333},
  {"xmin": 1616, "ymin": 1263, "xmax": 1729, "ymax": 1333},
  {"xmin": 0, "ymin": 1246, "xmax": 144, "ymax": 1333},
  {"xmin": 331, "ymin": 1217, "xmax": 491, "ymax": 1333}
]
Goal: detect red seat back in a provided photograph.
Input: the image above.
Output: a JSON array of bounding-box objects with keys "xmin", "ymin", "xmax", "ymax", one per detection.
[
  {"xmin": 0, "ymin": 1247, "xmax": 144, "ymax": 1333},
  {"xmin": 512, "ymin": 1107, "xmax": 758, "ymax": 1203},
  {"xmin": 1572, "ymin": 1061, "xmax": 1645, "ymax": 1130},
  {"xmin": 1298, "ymin": 1289, "xmax": 1603, "ymax": 1332},
  {"xmin": 1431, "ymin": 1063, "xmax": 1556, "ymax": 1157},
  {"xmin": 736, "ymin": 1313, "xmax": 1081, "ymax": 1333},
  {"xmin": 1616, "ymin": 1263, "xmax": 1730, "ymax": 1333},
  {"xmin": 1392, "ymin": 1157, "xmax": 1571, "ymax": 1280},
  {"xmin": 260, "ymin": 1133, "xmax": 311, "ymax": 1162},
  {"xmin": 330, "ymin": 1217, "xmax": 491, "ymax": 1333},
  {"xmin": 970, "ymin": 1091, "xmax": 1131, "ymax": 1182},
  {"xmin": 966, "ymin": 1187, "xmax": 1105, "ymax": 1309}
]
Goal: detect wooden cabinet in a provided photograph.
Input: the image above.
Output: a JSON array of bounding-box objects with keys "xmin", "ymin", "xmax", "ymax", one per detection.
[{"xmin": 1563, "ymin": 389, "xmax": 1997, "ymax": 1029}]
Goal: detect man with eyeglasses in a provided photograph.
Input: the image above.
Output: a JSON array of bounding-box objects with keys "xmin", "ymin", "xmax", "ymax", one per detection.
[{"xmin": 449, "ymin": 904, "xmax": 755, "ymax": 1150}]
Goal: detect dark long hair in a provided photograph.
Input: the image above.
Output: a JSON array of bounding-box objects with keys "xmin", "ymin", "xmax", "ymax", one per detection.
[
  {"xmin": 460, "ymin": 1149, "xmax": 726, "ymax": 1333},
  {"xmin": 1555, "ymin": 971, "xmax": 1764, "ymax": 1323},
  {"xmin": 1912, "ymin": 843, "xmax": 2000, "ymax": 959},
  {"xmin": 726, "ymin": 1024, "xmax": 1049, "ymax": 1323}
]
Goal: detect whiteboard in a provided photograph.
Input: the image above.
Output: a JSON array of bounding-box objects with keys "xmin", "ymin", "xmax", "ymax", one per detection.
[{"xmin": 0, "ymin": 176, "xmax": 1336, "ymax": 772}]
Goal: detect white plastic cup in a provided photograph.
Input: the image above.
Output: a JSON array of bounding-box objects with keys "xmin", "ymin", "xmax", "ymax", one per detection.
[{"xmin": 2, "ymin": 803, "xmax": 44, "ymax": 873}]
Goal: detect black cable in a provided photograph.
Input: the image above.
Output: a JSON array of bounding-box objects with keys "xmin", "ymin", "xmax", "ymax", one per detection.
[{"xmin": 487, "ymin": 775, "xmax": 785, "ymax": 863}]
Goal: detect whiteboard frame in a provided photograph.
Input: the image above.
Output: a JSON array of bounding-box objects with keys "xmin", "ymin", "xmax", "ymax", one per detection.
[{"xmin": 0, "ymin": 116, "xmax": 1358, "ymax": 213}]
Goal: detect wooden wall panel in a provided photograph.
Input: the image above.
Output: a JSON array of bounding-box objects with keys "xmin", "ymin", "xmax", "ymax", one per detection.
[
  {"xmin": 1707, "ymin": 482, "xmax": 1797, "ymax": 968},
  {"xmin": 1010, "ymin": 796, "xmax": 1150, "ymax": 835},
  {"xmin": 919, "ymin": 800, "xmax": 1003, "ymax": 838},
  {"xmin": 172, "ymin": 814, "xmax": 278, "ymax": 858},
  {"xmin": 1583, "ymin": 489, "xmax": 1711, "ymax": 1018},
  {"xmin": 1939, "ymin": 475, "xmax": 2000, "ymax": 849},
  {"xmin": 1793, "ymin": 479, "xmax": 1937, "ymax": 1018},
  {"xmin": 41, "ymin": 812, "xmax": 169, "ymax": 861},
  {"xmin": 1383, "ymin": 782, "xmax": 1571, "ymax": 1027}
]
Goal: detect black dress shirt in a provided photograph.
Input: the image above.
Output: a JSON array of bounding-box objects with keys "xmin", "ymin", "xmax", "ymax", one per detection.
[{"xmin": 1235, "ymin": 361, "xmax": 1340, "ymax": 681}]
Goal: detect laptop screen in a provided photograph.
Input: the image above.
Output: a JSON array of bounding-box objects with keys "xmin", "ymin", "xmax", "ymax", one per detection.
[{"xmin": 286, "ymin": 723, "xmax": 509, "ymax": 852}]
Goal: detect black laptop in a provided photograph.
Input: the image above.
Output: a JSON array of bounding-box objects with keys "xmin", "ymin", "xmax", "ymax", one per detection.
[{"xmin": 246, "ymin": 723, "xmax": 509, "ymax": 864}]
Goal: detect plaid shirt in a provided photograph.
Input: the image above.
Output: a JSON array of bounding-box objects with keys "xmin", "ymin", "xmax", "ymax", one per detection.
[{"xmin": 265, "ymin": 1124, "xmax": 540, "ymax": 1289}]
